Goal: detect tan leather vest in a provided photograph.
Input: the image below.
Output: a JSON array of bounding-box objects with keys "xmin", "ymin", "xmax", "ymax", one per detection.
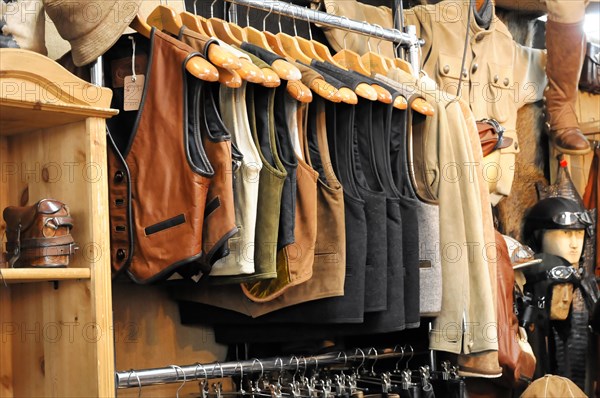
[{"xmin": 106, "ymin": 29, "xmax": 213, "ymax": 283}]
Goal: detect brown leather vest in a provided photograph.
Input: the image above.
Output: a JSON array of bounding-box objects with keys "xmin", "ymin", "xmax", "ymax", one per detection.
[
  {"xmin": 179, "ymin": 29, "xmax": 238, "ymax": 267},
  {"xmin": 105, "ymin": 29, "xmax": 213, "ymax": 283}
]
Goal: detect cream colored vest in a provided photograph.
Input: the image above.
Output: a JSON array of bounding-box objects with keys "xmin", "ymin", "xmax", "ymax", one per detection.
[{"xmin": 211, "ymin": 80, "xmax": 262, "ymax": 276}]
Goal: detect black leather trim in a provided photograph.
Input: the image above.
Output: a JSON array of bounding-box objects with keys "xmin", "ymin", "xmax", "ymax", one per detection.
[
  {"xmin": 204, "ymin": 196, "xmax": 221, "ymax": 219},
  {"xmin": 144, "ymin": 214, "xmax": 186, "ymax": 236}
]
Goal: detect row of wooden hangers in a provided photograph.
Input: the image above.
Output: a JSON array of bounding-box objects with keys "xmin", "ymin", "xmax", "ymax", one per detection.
[{"xmin": 128, "ymin": 0, "xmax": 434, "ymax": 115}]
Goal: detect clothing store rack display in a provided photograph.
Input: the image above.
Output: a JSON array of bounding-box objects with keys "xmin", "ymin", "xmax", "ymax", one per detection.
[
  {"xmin": 224, "ymin": 0, "xmax": 422, "ymax": 77},
  {"xmin": 115, "ymin": 348, "xmax": 427, "ymax": 389}
]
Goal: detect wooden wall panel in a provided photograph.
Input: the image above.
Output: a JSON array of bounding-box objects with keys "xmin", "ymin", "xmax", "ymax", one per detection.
[{"xmin": 113, "ymin": 284, "xmax": 228, "ymax": 397}]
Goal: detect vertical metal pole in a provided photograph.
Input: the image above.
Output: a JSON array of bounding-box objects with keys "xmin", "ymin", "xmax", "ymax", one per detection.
[
  {"xmin": 90, "ymin": 56, "xmax": 104, "ymax": 87},
  {"xmin": 405, "ymin": 25, "xmax": 420, "ymax": 78},
  {"xmin": 428, "ymin": 322, "xmax": 437, "ymax": 371}
]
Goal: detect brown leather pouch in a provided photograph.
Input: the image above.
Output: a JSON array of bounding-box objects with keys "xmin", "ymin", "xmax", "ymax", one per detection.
[
  {"xmin": 3, "ymin": 199, "xmax": 78, "ymax": 268},
  {"xmin": 579, "ymin": 41, "xmax": 600, "ymax": 94},
  {"xmin": 495, "ymin": 231, "xmax": 536, "ymax": 387},
  {"xmin": 477, "ymin": 118, "xmax": 513, "ymax": 157}
]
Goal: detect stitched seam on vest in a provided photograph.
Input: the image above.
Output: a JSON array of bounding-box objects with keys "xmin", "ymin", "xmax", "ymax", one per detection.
[{"xmin": 144, "ymin": 214, "xmax": 186, "ymax": 236}]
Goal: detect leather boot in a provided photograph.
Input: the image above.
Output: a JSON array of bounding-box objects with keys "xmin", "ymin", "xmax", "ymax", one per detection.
[
  {"xmin": 544, "ymin": 19, "xmax": 590, "ymax": 155},
  {"xmin": 457, "ymin": 350, "xmax": 503, "ymax": 378}
]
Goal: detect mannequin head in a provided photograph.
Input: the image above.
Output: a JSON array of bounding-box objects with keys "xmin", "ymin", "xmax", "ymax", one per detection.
[{"xmin": 541, "ymin": 229, "xmax": 585, "ymax": 265}]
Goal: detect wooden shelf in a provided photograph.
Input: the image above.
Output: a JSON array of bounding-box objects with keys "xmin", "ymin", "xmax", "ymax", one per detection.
[
  {"xmin": 0, "ymin": 98, "xmax": 118, "ymax": 136},
  {"xmin": 0, "ymin": 48, "xmax": 118, "ymax": 136},
  {"xmin": 0, "ymin": 267, "xmax": 91, "ymax": 284}
]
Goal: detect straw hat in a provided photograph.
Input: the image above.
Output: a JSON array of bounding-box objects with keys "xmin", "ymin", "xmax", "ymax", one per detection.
[{"xmin": 43, "ymin": 0, "xmax": 142, "ymax": 66}]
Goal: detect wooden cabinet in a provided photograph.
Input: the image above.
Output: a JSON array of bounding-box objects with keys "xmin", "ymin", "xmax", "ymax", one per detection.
[
  {"xmin": 0, "ymin": 49, "xmax": 228, "ymax": 398},
  {"xmin": 0, "ymin": 49, "xmax": 118, "ymax": 397}
]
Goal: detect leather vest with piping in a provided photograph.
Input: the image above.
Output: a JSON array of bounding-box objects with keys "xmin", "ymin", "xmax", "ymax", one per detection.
[
  {"xmin": 245, "ymin": 100, "xmax": 368, "ymax": 324},
  {"xmin": 105, "ymin": 30, "xmax": 213, "ymax": 284},
  {"xmin": 199, "ymin": 85, "xmax": 238, "ymax": 265},
  {"xmin": 231, "ymin": 96, "xmax": 342, "ymax": 316},
  {"xmin": 179, "ymin": 30, "xmax": 238, "ymax": 267},
  {"xmin": 242, "ymin": 81, "xmax": 316, "ymax": 302},
  {"xmin": 204, "ymin": 53, "xmax": 291, "ymax": 286},
  {"xmin": 242, "ymin": 84, "xmax": 286, "ymax": 282},
  {"xmin": 209, "ymin": 82, "xmax": 262, "ymax": 276},
  {"xmin": 248, "ymin": 96, "xmax": 347, "ymax": 318}
]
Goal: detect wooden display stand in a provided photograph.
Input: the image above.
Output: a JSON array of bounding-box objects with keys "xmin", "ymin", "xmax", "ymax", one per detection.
[{"xmin": 0, "ymin": 49, "xmax": 117, "ymax": 397}]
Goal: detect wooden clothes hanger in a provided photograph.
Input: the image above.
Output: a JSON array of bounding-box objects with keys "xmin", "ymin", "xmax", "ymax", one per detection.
[
  {"xmin": 361, "ymin": 31, "xmax": 390, "ymax": 76},
  {"xmin": 357, "ymin": 30, "xmax": 429, "ymax": 114},
  {"xmin": 276, "ymin": 11, "xmax": 313, "ymax": 65},
  {"xmin": 146, "ymin": 5, "xmax": 253, "ymax": 87},
  {"xmin": 269, "ymin": 11, "xmax": 340, "ymax": 103},
  {"xmin": 327, "ymin": 24, "xmax": 378, "ymax": 102},
  {"xmin": 359, "ymin": 32, "xmax": 402, "ymax": 107},
  {"xmin": 206, "ymin": 0, "xmax": 242, "ymax": 45},
  {"xmin": 179, "ymin": 3, "xmax": 242, "ymax": 71},
  {"xmin": 243, "ymin": 6, "xmax": 272, "ymax": 51},
  {"xmin": 129, "ymin": 13, "xmax": 218, "ymax": 82},
  {"xmin": 148, "ymin": 4, "xmax": 247, "ymax": 88},
  {"xmin": 295, "ymin": 14, "xmax": 324, "ymax": 62}
]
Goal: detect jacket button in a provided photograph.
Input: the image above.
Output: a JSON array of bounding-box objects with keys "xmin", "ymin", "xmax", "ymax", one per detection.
[
  {"xmin": 494, "ymin": 75, "xmax": 499, "ymax": 83},
  {"xmin": 471, "ymin": 63, "xmax": 478, "ymax": 74},
  {"xmin": 117, "ymin": 249, "xmax": 126, "ymax": 260},
  {"xmin": 503, "ymin": 78, "xmax": 510, "ymax": 87},
  {"xmin": 443, "ymin": 65, "xmax": 450, "ymax": 74},
  {"xmin": 462, "ymin": 69, "xmax": 468, "ymax": 78},
  {"xmin": 114, "ymin": 171, "xmax": 124, "ymax": 183}
]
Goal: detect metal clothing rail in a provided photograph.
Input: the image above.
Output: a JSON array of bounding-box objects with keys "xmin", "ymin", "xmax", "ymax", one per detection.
[
  {"xmin": 225, "ymin": 0, "xmax": 422, "ymax": 76},
  {"xmin": 115, "ymin": 349, "xmax": 413, "ymax": 389}
]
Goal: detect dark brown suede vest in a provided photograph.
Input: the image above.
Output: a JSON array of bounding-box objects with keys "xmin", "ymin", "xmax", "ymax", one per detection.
[
  {"xmin": 178, "ymin": 27, "xmax": 215, "ymax": 58},
  {"xmin": 105, "ymin": 29, "xmax": 213, "ymax": 284},
  {"xmin": 179, "ymin": 29, "xmax": 238, "ymax": 267},
  {"xmin": 242, "ymin": 81, "xmax": 317, "ymax": 302}
]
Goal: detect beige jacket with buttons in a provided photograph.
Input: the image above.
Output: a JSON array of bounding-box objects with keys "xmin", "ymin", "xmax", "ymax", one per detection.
[{"xmin": 322, "ymin": 0, "xmax": 547, "ymax": 205}]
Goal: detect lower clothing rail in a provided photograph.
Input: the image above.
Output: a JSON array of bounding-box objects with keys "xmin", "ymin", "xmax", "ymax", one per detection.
[{"xmin": 115, "ymin": 347, "xmax": 416, "ymax": 389}]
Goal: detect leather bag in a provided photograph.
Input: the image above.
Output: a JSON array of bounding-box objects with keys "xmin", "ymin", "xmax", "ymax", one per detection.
[
  {"xmin": 3, "ymin": 199, "xmax": 77, "ymax": 268},
  {"xmin": 579, "ymin": 41, "xmax": 600, "ymax": 94},
  {"xmin": 477, "ymin": 118, "xmax": 513, "ymax": 157},
  {"xmin": 495, "ymin": 231, "xmax": 536, "ymax": 387}
]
